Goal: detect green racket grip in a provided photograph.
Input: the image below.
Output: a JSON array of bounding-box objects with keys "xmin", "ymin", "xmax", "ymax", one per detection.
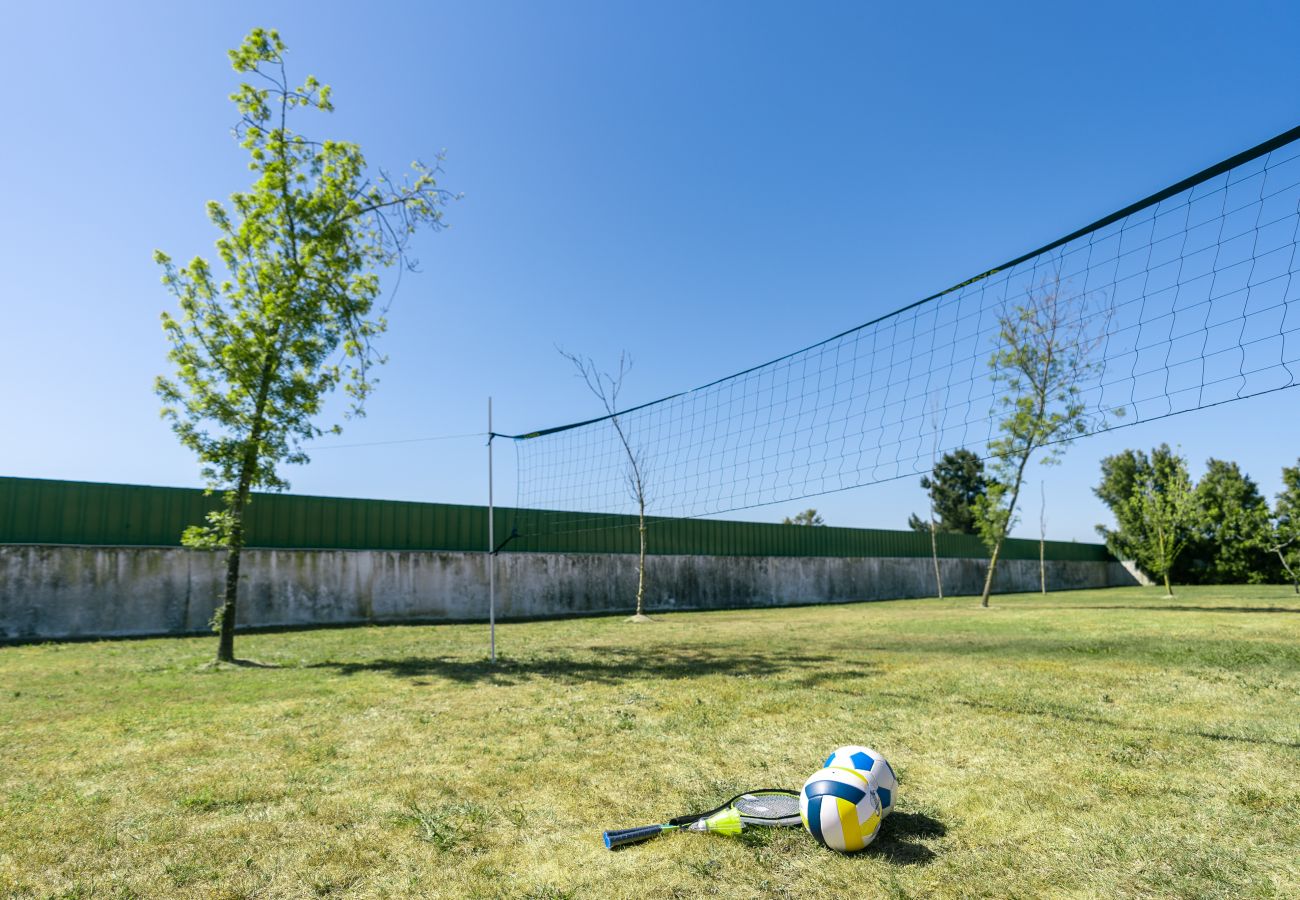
[{"xmin": 603, "ymin": 823, "xmax": 670, "ymax": 849}]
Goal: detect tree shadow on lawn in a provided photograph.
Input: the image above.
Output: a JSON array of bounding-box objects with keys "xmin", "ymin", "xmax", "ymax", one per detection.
[
  {"xmin": 1070, "ymin": 605, "xmax": 1300, "ymax": 614},
  {"xmin": 947, "ymin": 696, "xmax": 1300, "ymax": 750},
  {"xmin": 200, "ymin": 658, "xmax": 283, "ymax": 670},
  {"xmin": 883, "ymin": 634, "xmax": 1298, "ymax": 673},
  {"xmin": 309, "ymin": 647, "xmax": 842, "ymax": 686}
]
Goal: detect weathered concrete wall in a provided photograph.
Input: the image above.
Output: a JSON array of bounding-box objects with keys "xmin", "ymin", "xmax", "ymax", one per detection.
[{"xmin": 0, "ymin": 545, "xmax": 1141, "ymax": 642}]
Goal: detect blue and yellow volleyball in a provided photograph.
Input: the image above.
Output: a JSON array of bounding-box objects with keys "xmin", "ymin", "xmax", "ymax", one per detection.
[
  {"xmin": 824, "ymin": 745, "xmax": 898, "ymax": 816},
  {"xmin": 799, "ymin": 766, "xmax": 882, "ymax": 853}
]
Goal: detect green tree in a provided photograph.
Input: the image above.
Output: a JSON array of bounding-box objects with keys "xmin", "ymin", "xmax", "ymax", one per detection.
[
  {"xmin": 783, "ymin": 509, "xmax": 826, "ymax": 526},
  {"xmin": 1095, "ymin": 447, "xmax": 1146, "ymax": 560},
  {"xmin": 155, "ymin": 29, "xmax": 454, "ymax": 662},
  {"xmin": 1095, "ymin": 445, "xmax": 1176, "ymax": 561},
  {"xmin": 1267, "ymin": 460, "xmax": 1300, "ymax": 593},
  {"xmin": 1189, "ymin": 459, "xmax": 1275, "ymax": 584},
  {"xmin": 1122, "ymin": 447, "xmax": 1199, "ymax": 597},
  {"xmin": 1095, "ymin": 445, "xmax": 1185, "ymax": 563},
  {"xmin": 974, "ymin": 277, "xmax": 1110, "ymax": 607},
  {"xmin": 907, "ymin": 449, "xmax": 986, "ymax": 534}
]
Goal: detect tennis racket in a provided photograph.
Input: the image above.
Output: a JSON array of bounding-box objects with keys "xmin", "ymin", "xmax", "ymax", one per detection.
[{"xmin": 602, "ymin": 789, "xmax": 801, "ymax": 849}]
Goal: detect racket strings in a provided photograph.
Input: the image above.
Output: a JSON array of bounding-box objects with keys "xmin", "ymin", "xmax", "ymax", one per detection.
[{"xmin": 734, "ymin": 791, "xmax": 801, "ymax": 823}]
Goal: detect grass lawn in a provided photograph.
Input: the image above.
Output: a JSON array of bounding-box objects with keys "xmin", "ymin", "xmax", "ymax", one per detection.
[{"xmin": 1, "ymin": 585, "xmax": 1298, "ymax": 899}]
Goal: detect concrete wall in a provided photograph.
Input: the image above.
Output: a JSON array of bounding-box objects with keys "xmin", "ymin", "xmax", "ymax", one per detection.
[{"xmin": 0, "ymin": 544, "xmax": 1142, "ymax": 642}]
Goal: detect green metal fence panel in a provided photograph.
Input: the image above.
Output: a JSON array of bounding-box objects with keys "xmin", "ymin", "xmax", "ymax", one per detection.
[{"xmin": 0, "ymin": 476, "xmax": 1113, "ymax": 561}]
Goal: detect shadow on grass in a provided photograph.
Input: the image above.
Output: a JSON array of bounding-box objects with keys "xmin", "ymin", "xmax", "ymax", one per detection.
[
  {"xmin": 870, "ymin": 811, "xmax": 947, "ymax": 865},
  {"xmin": 877, "ymin": 633, "xmax": 1298, "ymax": 672},
  {"xmin": 734, "ymin": 809, "xmax": 946, "ymax": 865},
  {"xmin": 309, "ymin": 647, "xmax": 836, "ymax": 685},
  {"xmin": 948, "ymin": 696, "xmax": 1300, "ymax": 750},
  {"xmin": 866, "ymin": 687, "xmax": 1300, "ymax": 750},
  {"xmin": 792, "ymin": 665, "xmax": 883, "ymax": 692},
  {"xmin": 199, "ymin": 658, "xmax": 282, "ymax": 670},
  {"xmin": 1070, "ymin": 605, "xmax": 1300, "ymax": 614}
]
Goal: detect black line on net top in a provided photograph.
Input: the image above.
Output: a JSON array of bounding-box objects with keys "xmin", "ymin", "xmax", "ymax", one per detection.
[{"xmin": 493, "ymin": 123, "xmax": 1300, "ymax": 442}]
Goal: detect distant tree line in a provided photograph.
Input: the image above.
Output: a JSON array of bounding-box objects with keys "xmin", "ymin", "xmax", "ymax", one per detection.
[
  {"xmin": 909, "ymin": 444, "xmax": 1300, "ymax": 593},
  {"xmin": 1095, "ymin": 447, "xmax": 1300, "ymax": 591}
]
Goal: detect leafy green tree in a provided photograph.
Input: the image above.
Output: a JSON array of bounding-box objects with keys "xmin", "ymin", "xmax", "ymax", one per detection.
[
  {"xmin": 783, "ymin": 509, "xmax": 826, "ymax": 526},
  {"xmin": 907, "ymin": 449, "xmax": 987, "ymax": 534},
  {"xmin": 1095, "ymin": 445, "xmax": 1177, "ymax": 562},
  {"xmin": 1126, "ymin": 448, "xmax": 1199, "ymax": 597},
  {"xmin": 1267, "ymin": 460, "xmax": 1300, "ymax": 593},
  {"xmin": 1188, "ymin": 459, "xmax": 1275, "ymax": 584},
  {"xmin": 155, "ymin": 29, "xmax": 454, "ymax": 662},
  {"xmin": 974, "ymin": 277, "xmax": 1110, "ymax": 607}
]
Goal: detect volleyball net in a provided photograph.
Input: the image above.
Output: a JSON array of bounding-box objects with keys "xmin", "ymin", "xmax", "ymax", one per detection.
[{"xmin": 497, "ymin": 125, "xmax": 1300, "ymax": 538}]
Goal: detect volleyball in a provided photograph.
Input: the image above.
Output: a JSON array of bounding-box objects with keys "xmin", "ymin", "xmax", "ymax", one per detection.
[
  {"xmin": 798, "ymin": 766, "xmax": 883, "ymax": 853},
  {"xmin": 824, "ymin": 745, "xmax": 898, "ymax": 816}
]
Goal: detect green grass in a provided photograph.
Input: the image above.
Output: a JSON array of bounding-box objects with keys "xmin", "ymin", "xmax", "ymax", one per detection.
[{"xmin": 1, "ymin": 585, "xmax": 1298, "ymax": 898}]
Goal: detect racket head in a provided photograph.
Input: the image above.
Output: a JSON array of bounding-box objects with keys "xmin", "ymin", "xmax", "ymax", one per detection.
[
  {"xmin": 731, "ymin": 790, "xmax": 801, "ymax": 827},
  {"xmin": 668, "ymin": 789, "xmax": 801, "ymax": 829}
]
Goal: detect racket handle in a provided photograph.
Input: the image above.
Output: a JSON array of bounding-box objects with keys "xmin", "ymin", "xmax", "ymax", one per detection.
[{"xmin": 603, "ymin": 824, "xmax": 667, "ymax": 849}]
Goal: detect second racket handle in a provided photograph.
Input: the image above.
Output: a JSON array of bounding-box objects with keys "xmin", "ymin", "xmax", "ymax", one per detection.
[{"xmin": 603, "ymin": 824, "xmax": 666, "ymax": 849}]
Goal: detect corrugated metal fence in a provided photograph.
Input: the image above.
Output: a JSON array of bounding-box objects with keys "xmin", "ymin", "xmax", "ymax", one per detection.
[{"xmin": 0, "ymin": 476, "xmax": 1111, "ymax": 561}]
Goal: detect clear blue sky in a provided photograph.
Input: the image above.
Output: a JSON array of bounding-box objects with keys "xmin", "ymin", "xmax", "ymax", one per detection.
[{"xmin": 1, "ymin": 0, "xmax": 1298, "ymax": 541}]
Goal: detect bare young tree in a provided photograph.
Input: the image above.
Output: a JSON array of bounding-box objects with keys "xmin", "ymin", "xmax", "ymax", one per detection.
[
  {"xmin": 975, "ymin": 273, "xmax": 1113, "ymax": 607},
  {"xmin": 928, "ymin": 396, "xmax": 944, "ymax": 600},
  {"xmin": 559, "ymin": 349, "xmax": 652, "ymax": 621},
  {"xmin": 1268, "ymin": 536, "xmax": 1300, "ymax": 595},
  {"xmin": 1040, "ymin": 480, "xmax": 1047, "ymax": 595},
  {"xmin": 1267, "ymin": 460, "xmax": 1300, "ymax": 594}
]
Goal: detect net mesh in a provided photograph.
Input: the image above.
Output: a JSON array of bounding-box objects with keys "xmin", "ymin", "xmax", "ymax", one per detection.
[{"xmin": 505, "ymin": 128, "xmax": 1300, "ymax": 533}]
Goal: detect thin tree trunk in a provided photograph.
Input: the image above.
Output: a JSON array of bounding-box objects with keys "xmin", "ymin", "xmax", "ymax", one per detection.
[
  {"xmin": 214, "ymin": 95, "xmax": 301, "ymax": 664},
  {"xmin": 1039, "ymin": 481, "xmax": 1047, "ymax": 595},
  {"xmin": 928, "ymin": 394, "xmax": 943, "ymax": 601},
  {"xmin": 980, "ymin": 457, "xmax": 1029, "ymax": 607},
  {"xmin": 1274, "ymin": 548, "xmax": 1300, "ymax": 594},
  {"xmin": 636, "ymin": 497, "xmax": 646, "ymax": 617},
  {"xmin": 1154, "ymin": 514, "xmax": 1175, "ymax": 599},
  {"xmin": 216, "ymin": 506, "xmax": 244, "ymax": 662},
  {"xmin": 216, "ymin": 463, "xmax": 255, "ymax": 662},
  {"xmin": 980, "ymin": 540, "xmax": 1003, "ymax": 608},
  {"xmin": 1039, "ymin": 538, "xmax": 1046, "ymax": 594},
  {"xmin": 930, "ymin": 520, "xmax": 944, "ymax": 601},
  {"xmin": 215, "ymin": 351, "xmax": 278, "ymax": 662}
]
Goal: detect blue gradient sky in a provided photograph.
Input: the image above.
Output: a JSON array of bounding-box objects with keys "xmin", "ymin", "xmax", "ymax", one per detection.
[{"xmin": 1, "ymin": 1, "xmax": 1298, "ymax": 541}]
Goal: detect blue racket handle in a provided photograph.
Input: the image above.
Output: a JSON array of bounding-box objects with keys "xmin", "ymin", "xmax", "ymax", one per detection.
[{"xmin": 603, "ymin": 824, "xmax": 668, "ymax": 849}]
